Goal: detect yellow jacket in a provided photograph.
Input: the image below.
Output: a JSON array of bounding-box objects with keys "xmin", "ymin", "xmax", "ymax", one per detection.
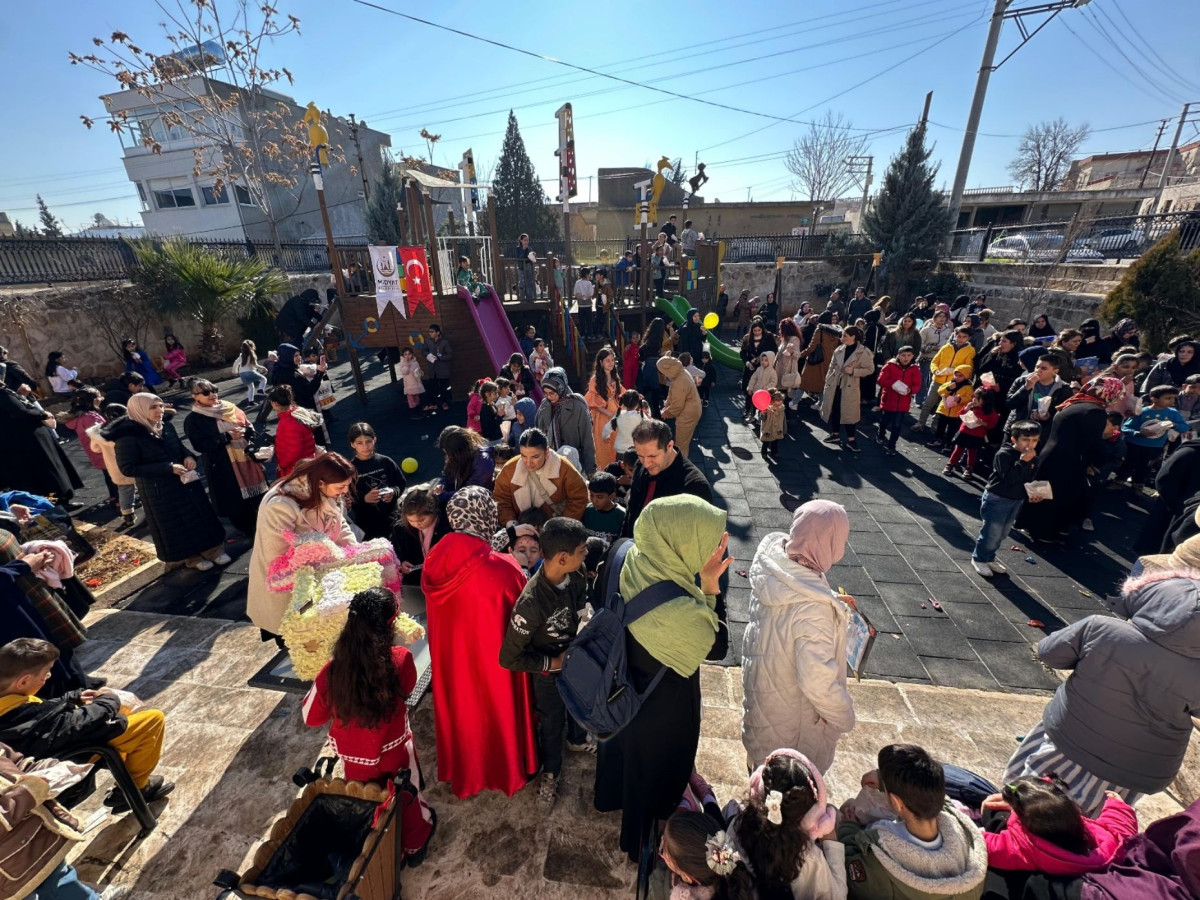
[{"xmin": 931, "ymin": 342, "xmax": 975, "ymax": 385}]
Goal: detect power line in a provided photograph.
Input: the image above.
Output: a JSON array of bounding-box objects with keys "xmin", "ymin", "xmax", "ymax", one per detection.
[
  {"xmin": 1102, "ymin": 2, "xmax": 1200, "ymax": 97},
  {"xmin": 1059, "ymin": 15, "xmax": 1186, "ymax": 108},
  {"xmin": 360, "ymin": 0, "xmax": 952, "ymax": 123},
  {"xmin": 368, "ymin": 0, "xmax": 970, "ymax": 132},
  {"xmin": 352, "ymin": 0, "xmax": 959, "ymax": 135},
  {"xmin": 700, "ymin": 11, "xmax": 987, "ymax": 153},
  {"xmin": 1081, "ymin": 7, "xmax": 1188, "ymax": 106}
]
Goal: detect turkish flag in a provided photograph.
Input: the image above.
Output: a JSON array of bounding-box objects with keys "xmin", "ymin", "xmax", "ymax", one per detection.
[{"xmin": 399, "ymin": 246, "xmax": 437, "ymax": 316}]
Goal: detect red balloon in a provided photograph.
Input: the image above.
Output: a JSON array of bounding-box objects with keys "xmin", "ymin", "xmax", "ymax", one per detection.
[{"xmin": 752, "ymin": 389, "xmax": 771, "ymax": 411}]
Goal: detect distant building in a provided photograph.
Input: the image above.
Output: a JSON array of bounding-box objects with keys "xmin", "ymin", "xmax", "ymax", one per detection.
[
  {"xmin": 100, "ymin": 74, "xmax": 390, "ymax": 244},
  {"xmin": 71, "ymin": 214, "xmax": 144, "ymax": 239},
  {"xmin": 1064, "ymin": 142, "xmax": 1200, "ymax": 192},
  {"xmin": 0, "ymin": 213, "xmax": 12, "ymax": 237}
]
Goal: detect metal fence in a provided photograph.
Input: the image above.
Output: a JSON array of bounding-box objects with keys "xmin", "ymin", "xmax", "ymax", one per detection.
[
  {"xmin": 0, "ymin": 235, "xmax": 371, "ymax": 286},
  {"xmin": 946, "ymin": 210, "xmax": 1200, "ymax": 265}
]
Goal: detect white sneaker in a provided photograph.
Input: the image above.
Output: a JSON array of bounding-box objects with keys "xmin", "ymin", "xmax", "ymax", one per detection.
[
  {"xmin": 1081, "ymin": 518, "xmax": 1095, "ymax": 532},
  {"xmin": 971, "ymin": 560, "xmax": 993, "ymax": 577},
  {"xmin": 213, "ymin": 552, "xmax": 232, "ymax": 565},
  {"xmin": 987, "ymin": 560, "xmax": 1008, "ymax": 575},
  {"xmin": 567, "ymin": 735, "xmax": 598, "ymax": 755},
  {"xmin": 187, "ymin": 559, "xmax": 215, "ymax": 571}
]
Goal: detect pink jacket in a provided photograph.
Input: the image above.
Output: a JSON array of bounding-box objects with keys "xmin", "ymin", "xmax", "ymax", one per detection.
[
  {"xmin": 67, "ymin": 411, "xmax": 106, "ymax": 471},
  {"xmin": 466, "ymin": 393, "xmax": 483, "ymax": 433},
  {"xmin": 984, "ymin": 795, "xmax": 1137, "ymax": 876}
]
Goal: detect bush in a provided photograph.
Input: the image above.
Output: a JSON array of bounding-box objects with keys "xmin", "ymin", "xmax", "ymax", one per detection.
[{"xmin": 1099, "ymin": 230, "xmax": 1200, "ymax": 352}]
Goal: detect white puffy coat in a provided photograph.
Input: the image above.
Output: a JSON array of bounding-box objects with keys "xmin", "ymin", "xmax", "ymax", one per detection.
[{"xmin": 741, "ymin": 534, "xmax": 855, "ymax": 773}]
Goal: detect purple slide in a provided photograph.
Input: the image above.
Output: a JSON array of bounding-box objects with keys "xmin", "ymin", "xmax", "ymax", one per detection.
[{"xmin": 457, "ymin": 284, "xmax": 542, "ymax": 403}]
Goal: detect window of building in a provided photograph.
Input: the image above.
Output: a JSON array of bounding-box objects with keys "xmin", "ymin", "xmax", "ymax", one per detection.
[
  {"xmin": 234, "ymin": 184, "xmax": 254, "ymax": 206},
  {"xmin": 152, "ymin": 186, "xmax": 196, "ymax": 210},
  {"xmin": 202, "ymin": 185, "xmax": 230, "ymax": 205}
]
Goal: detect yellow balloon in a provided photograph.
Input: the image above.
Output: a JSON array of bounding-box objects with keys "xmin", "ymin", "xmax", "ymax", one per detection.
[
  {"xmin": 703, "ymin": 312, "xmax": 720, "ymax": 330},
  {"xmin": 401, "ymin": 457, "xmax": 419, "ymax": 474}
]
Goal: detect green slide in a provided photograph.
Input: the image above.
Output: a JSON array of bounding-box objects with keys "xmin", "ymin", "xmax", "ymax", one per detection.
[{"xmin": 654, "ymin": 294, "xmax": 743, "ymax": 370}]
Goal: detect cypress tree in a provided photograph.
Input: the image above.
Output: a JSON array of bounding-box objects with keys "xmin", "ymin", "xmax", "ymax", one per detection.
[
  {"xmin": 492, "ymin": 110, "xmax": 560, "ymax": 244},
  {"xmin": 365, "ymin": 161, "xmax": 405, "ymax": 245},
  {"xmin": 862, "ymin": 124, "xmax": 949, "ymax": 282},
  {"xmin": 36, "ymin": 195, "xmax": 63, "ymax": 237}
]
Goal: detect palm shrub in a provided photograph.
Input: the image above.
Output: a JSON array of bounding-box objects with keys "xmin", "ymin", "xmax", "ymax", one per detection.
[{"xmin": 131, "ymin": 238, "xmax": 289, "ymax": 363}]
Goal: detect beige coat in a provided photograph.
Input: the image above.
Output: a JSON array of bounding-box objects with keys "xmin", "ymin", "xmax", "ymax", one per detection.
[
  {"xmin": 775, "ymin": 336, "xmax": 803, "ymax": 390},
  {"xmin": 657, "ymin": 356, "xmax": 703, "ymax": 458},
  {"xmin": 86, "ymin": 423, "xmax": 135, "ymax": 486},
  {"xmin": 492, "ymin": 450, "xmax": 588, "ymax": 525},
  {"xmin": 799, "ymin": 325, "xmax": 842, "ymax": 394},
  {"xmin": 820, "ymin": 343, "xmax": 874, "ymax": 426},
  {"xmin": 746, "ymin": 350, "xmax": 778, "ymax": 395},
  {"xmin": 246, "ymin": 479, "xmax": 357, "ymax": 634}
]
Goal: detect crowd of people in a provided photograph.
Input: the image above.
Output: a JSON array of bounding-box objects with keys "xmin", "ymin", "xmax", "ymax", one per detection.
[{"xmin": 1, "ymin": 277, "xmax": 1199, "ymax": 900}]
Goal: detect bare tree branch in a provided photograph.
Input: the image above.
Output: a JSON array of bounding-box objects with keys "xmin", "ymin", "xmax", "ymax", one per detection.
[
  {"xmin": 1007, "ymin": 118, "xmax": 1091, "ymax": 191},
  {"xmin": 784, "ymin": 111, "xmax": 869, "ymax": 201}
]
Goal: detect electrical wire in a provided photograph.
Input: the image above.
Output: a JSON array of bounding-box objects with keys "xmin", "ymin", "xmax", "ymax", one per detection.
[
  {"xmin": 1077, "ymin": 10, "xmax": 1188, "ymax": 106},
  {"xmin": 359, "ymin": 0, "xmax": 955, "ymax": 123},
  {"xmin": 699, "ymin": 11, "xmax": 987, "ymax": 153},
  {"xmin": 1101, "ymin": 2, "xmax": 1200, "ymax": 97}
]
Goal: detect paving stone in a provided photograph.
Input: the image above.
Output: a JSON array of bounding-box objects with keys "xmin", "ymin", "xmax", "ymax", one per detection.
[
  {"xmin": 861, "ymin": 504, "xmax": 918, "ymax": 525},
  {"xmin": 714, "ymin": 497, "xmax": 752, "ymax": 518},
  {"xmin": 856, "ymin": 554, "xmax": 920, "ymax": 584},
  {"xmin": 874, "ymin": 584, "xmax": 947, "ymax": 618},
  {"xmin": 884, "ymin": 523, "xmax": 940, "ymax": 546},
  {"xmin": 899, "ymin": 543, "xmax": 969, "ymax": 573},
  {"xmin": 852, "ymin": 595, "xmax": 901, "ymax": 634},
  {"xmin": 827, "ymin": 565, "xmax": 879, "ymax": 598},
  {"xmin": 848, "ymin": 531, "xmax": 903, "ymax": 557},
  {"xmin": 847, "ymin": 516, "xmax": 884, "ymax": 534},
  {"xmin": 938, "ymin": 601, "xmax": 1028, "ymax": 643},
  {"xmin": 922, "ymin": 657, "xmax": 1002, "ymax": 691},
  {"xmin": 923, "ymin": 572, "xmax": 993, "ymax": 605},
  {"xmin": 973, "ymin": 640, "xmax": 1062, "ymax": 692},
  {"xmin": 862, "ymin": 634, "xmax": 930, "ymax": 682},
  {"xmin": 894, "ymin": 617, "xmax": 978, "ymax": 660}
]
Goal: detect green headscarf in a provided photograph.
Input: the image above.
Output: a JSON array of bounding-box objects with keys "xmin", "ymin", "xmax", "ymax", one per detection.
[{"xmin": 621, "ymin": 494, "xmax": 726, "ymax": 677}]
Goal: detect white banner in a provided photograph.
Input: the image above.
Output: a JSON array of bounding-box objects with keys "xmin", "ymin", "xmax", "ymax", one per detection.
[{"xmin": 369, "ymin": 246, "xmax": 405, "ymax": 318}]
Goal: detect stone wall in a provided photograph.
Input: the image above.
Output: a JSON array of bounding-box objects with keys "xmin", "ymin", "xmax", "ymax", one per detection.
[
  {"xmin": 0, "ymin": 273, "xmax": 332, "ymax": 389},
  {"xmin": 941, "ymin": 261, "xmax": 1125, "ymax": 328},
  {"xmin": 718, "ymin": 258, "xmax": 869, "ymax": 318}
]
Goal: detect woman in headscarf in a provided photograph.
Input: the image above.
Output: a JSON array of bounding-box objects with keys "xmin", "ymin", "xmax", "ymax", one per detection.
[
  {"xmin": 741, "ymin": 500, "xmax": 855, "ymax": 774},
  {"xmin": 657, "ymin": 356, "xmax": 703, "ymax": 458},
  {"xmin": 1017, "ymin": 376, "xmax": 1127, "ymax": 542},
  {"xmin": 183, "ymin": 378, "xmax": 268, "ymax": 536},
  {"xmin": 594, "ymin": 494, "xmax": 730, "ymax": 863},
  {"xmin": 534, "ymin": 367, "xmax": 597, "ymax": 475},
  {"xmin": 1028, "ymin": 315, "xmax": 1056, "ymax": 339},
  {"xmin": 0, "ymin": 382, "xmax": 83, "ymax": 505},
  {"xmin": 104, "ymin": 393, "xmax": 228, "ymax": 571},
  {"xmin": 421, "ymin": 485, "xmax": 538, "ymax": 799},
  {"xmin": 1096, "ymin": 318, "xmax": 1140, "ymax": 365},
  {"xmin": 1143, "ymin": 339, "xmax": 1200, "ymax": 392},
  {"xmin": 585, "ymin": 347, "xmax": 625, "ymax": 470},
  {"xmin": 247, "ymin": 452, "xmax": 357, "ymax": 638}
]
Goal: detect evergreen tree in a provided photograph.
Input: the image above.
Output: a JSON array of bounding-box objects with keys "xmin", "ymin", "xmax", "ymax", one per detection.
[
  {"xmin": 862, "ymin": 124, "xmax": 949, "ymax": 285},
  {"xmin": 1100, "ymin": 231, "xmax": 1200, "ymax": 351},
  {"xmin": 492, "ymin": 110, "xmax": 559, "ymax": 245},
  {"xmin": 36, "ymin": 195, "xmax": 63, "ymax": 237},
  {"xmin": 12, "ymin": 220, "xmax": 39, "ymax": 237},
  {"xmin": 366, "ymin": 160, "xmax": 405, "ymax": 245}
]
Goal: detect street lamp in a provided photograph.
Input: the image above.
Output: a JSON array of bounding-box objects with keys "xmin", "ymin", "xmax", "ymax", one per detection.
[{"xmin": 945, "ymin": 0, "xmax": 1093, "ymax": 232}]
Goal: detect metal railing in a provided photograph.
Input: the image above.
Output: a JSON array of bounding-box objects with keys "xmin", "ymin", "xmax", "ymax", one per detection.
[
  {"xmin": 946, "ymin": 210, "xmax": 1200, "ymax": 264},
  {"xmin": 0, "ymin": 234, "xmax": 371, "ymax": 286}
]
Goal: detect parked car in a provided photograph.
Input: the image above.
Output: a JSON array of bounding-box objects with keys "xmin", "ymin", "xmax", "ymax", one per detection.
[
  {"xmin": 1072, "ymin": 226, "xmax": 1145, "ymax": 256},
  {"xmin": 985, "ymin": 233, "xmax": 1104, "ymax": 263}
]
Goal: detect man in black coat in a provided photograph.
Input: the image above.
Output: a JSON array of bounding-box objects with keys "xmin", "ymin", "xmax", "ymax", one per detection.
[
  {"xmin": 0, "ymin": 347, "xmax": 39, "ymax": 395},
  {"xmin": 620, "ymin": 419, "xmax": 712, "ymax": 538},
  {"xmin": 0, "ymin": 387, "xmax": 83, "ymax": 504},
  {"xmin": 1136, "ymin": 439, "xmax": 1200, "ymax": 554}
]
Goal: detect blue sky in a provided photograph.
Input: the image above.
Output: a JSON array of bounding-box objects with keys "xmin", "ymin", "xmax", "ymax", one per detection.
[{"xmin": 3, "ymin": 0, "xmax": 1198, "ymax": 232}]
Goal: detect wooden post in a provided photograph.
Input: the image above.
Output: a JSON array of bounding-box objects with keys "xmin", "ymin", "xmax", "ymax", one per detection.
[
  {"xmin": 487, "ymin": 199, "xmax": 504, "ymax": 296},
  {"xmin": 422, "ymin": 191, "xmax": 444, "ymax": 299},
  {"xmin": 312, "ymin": 162, "xmax": 366, "ymax": 404}
]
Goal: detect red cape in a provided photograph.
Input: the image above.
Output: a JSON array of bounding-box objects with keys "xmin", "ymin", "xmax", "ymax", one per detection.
[{"xmin": 421, "ymin": 533, "xmax": 538, "ymax": 798}]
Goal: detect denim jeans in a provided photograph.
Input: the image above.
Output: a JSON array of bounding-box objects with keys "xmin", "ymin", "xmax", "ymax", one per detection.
[
  {"xmin": 918, "ymin": 358, "xmax": 932, "ymax": 403},
  {"xmin": 30, "ymin": 862, "xmax": 99, "ymax": 900},
  {"xmin": 973, "ymin": 491, "xmax": 1024, "ymax": 563}
]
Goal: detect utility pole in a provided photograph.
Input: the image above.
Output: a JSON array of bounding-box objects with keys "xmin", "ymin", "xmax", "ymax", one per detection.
[
  {"xmin": 920, "ymin": 91, "xmax": 933, "ymax": 129},
  {"xmin": 555, "ymin": 103, "xmax": 578, "ymax": 267},
  {"xmin": 847, "ymin": 156, "xmax": 874, "ymax": 217},
  {"xmin": 348, "ymin": 114, "xmax": 371, "ymax": 203},
  {"xmin": 1139, "ymin": 119, "xmax": 1170, "ymax": 189},
  {"xmin": 946, "ymin": 0, "xmax": 1094, "ymax": 232},
  {"xmin": 1154, "ymin": 103, "xmax": 1194, "ymax": 213}
]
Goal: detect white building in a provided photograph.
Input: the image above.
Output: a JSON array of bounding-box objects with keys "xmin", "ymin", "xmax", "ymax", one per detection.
[{"xmin": 100, "ymin": 73, "xmax": 390, "ymax": 245}]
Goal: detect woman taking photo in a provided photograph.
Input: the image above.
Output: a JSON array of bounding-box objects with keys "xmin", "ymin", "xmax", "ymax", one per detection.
[
  {"xmin": 105, "ymin": 393, "xmax": 228, "ymax": 571},
  {"xmin": 492, "ymin": 428, "xmax": 588, "ymax": 526},
  {"xmin": 820, "ymin": 326, "xmax": 874, "ymax": 453},
  {"xmin": 742, "ymin": 500, "xmax": 855, "ymax": 773},
  {"xmin": 585, "ymin": 348, "xmax": 624, "ymax": 470},
  {"xmin": 435, "ymin": 425, "xmax": 496, "ymax": 503},
  {"xmin": 184, "ymin": 378, "xmax": 269, "ymax": 537},
  {"xmin": 594, "ymin": 494, "xmax": 730, "ymax": 863},
  {"xmin": 247, "ymin": 452, "xmax": 357, "ymax": 638},
  {"xmin": 391, "ymin": 484, "xmax": 450, "ymax": 585}
]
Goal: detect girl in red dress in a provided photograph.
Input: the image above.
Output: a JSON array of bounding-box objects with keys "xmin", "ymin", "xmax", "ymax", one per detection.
[{"xmin": 303, "ymin": 587, "xmax": 435, "ymax": 862}]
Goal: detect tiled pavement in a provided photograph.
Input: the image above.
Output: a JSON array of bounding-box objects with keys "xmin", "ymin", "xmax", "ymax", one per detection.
[{"xmin": 65, "ymin": 356, "xmax": 1147, "ymax": 693}]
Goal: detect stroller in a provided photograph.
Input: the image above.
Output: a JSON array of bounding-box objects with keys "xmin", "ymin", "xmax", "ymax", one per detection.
[{"xmin": 214, "ymin": 758, "xmax": 422, "ymax": 900}]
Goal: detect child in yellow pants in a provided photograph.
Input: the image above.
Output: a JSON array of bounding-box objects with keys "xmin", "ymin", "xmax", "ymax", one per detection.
[{"xmin": 0, "ymin": 638, "xmax": 175, "ymax": 810}]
